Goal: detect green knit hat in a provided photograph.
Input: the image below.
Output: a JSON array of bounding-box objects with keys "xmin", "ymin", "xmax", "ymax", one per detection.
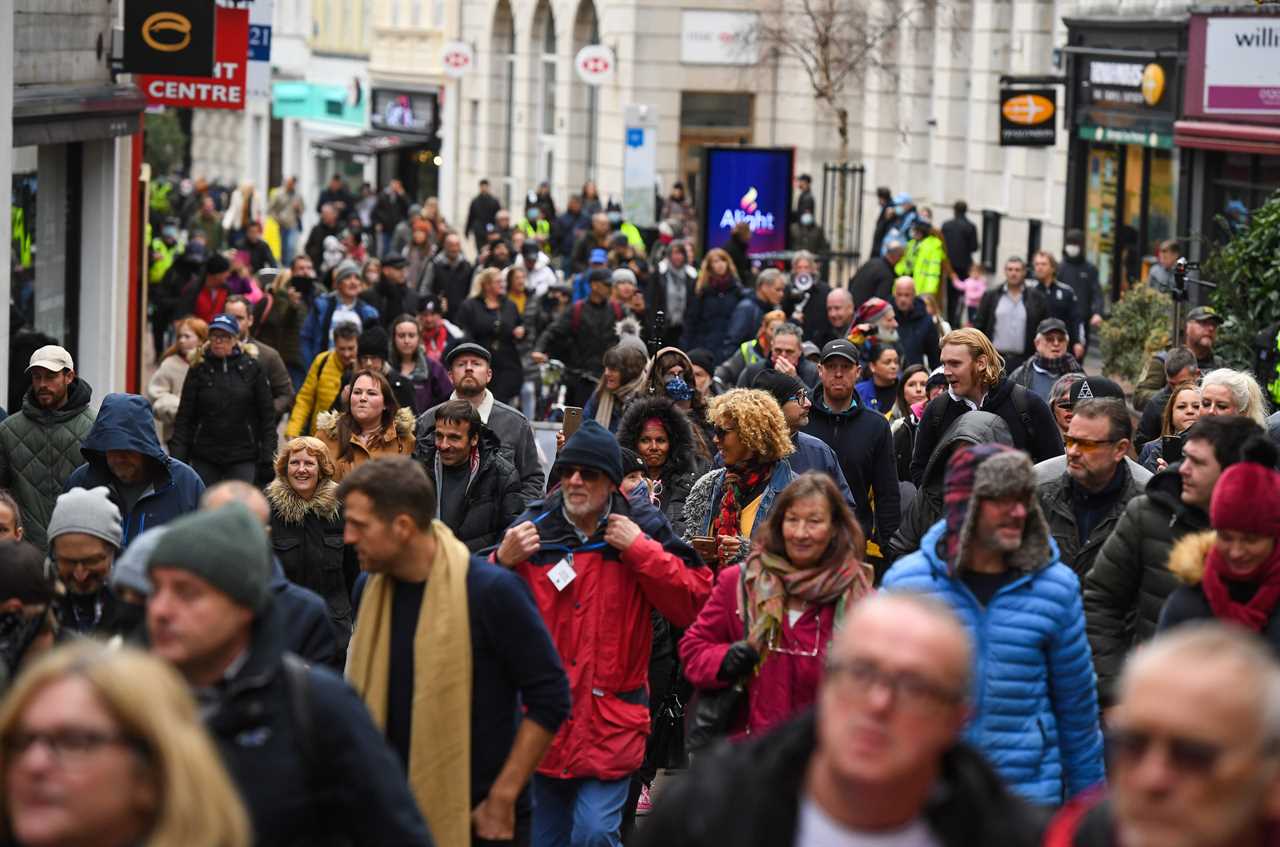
[{"xmin": 146, "ymin": 503, "xmax": 272, "ymax": 613}]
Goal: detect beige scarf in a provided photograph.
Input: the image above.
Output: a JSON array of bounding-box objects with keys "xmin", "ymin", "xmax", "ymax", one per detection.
[{"xmin": 345, "ymin": 521, "xmax": 473, "ymax": 847}]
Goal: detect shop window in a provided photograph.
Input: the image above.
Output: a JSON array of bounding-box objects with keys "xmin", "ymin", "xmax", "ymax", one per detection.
[{"xmin": 1206, "ymin": 152, "xmax": 1280, "ymax": 242}]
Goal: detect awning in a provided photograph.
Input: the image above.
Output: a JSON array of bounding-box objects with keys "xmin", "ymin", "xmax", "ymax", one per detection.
[
  {"xmin": 14, "ymin": 83, "xmax": 147, "ymax": 147},
  {"xmin": 1174, "ymin": 120, "xmax": 1280, "ymax": 157},
  {"xmin": 311, "ymin": 130, "xmax": 436, "ymax": 157}
]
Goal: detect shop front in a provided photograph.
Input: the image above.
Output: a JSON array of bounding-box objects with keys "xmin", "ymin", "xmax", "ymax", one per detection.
[
  {"xmin": 272, "ymin": 79, "xmax": 371, "ymax": 220},
  {"xmin": 1063, "ymin": 19, "xmax": 1185, "ymax": 299},
  {"xmin": 1176, "ymin": 8, "xmax": 1280, "ymax": 260}
]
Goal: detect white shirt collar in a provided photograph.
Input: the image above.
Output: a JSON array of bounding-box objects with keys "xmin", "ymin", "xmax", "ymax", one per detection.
[
  {"xmin": 450, "ymin": 388, "xmax": 495, "ymax": 422},
  {"xmin": 947, "ymin": 387, "xmax": 986, "ymax": 410}
]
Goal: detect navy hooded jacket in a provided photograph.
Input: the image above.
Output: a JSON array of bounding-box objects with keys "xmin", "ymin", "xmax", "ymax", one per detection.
[{"xmin": 65, "ymin": 393, "xmax": 205, "ymax": 548}]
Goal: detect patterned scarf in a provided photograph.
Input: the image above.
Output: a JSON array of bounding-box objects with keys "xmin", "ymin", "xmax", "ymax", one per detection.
[
  {"xmin": 1201, "ymin": 541, "xmax": 1280, "ymax": 633},
  {"xmin": 710, "ymin": 460, "xmax": 774, "ymax": 552},
  {"xmin": 707, "ymin": 273, "xmax": 736, "ymax": 294},
  {"xmin": 1033, "ymin": 353, "xmax": 1082, "ymax": 377},
  {"xmin": 743, "ymin": 550, "xmax": 873, "ymax": 660}
]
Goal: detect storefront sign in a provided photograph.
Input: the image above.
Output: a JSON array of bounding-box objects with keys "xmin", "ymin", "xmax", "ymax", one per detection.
[
  {"xmin": 681, "ymin": 10, "xmax": 758, "ymax": 65},
  {"xmin": 623, "ymin": 105, "xmax": 658, "ymax": 227},
  {"xmin": 1085, "ymin": 60, "xmax": 1168, "ymax": 109},
  {"xmin": 574, "ymin": 45, "xmax": 616, "ymax": 86},
  {"xmin": 122, "ymin": 0, "xmax": 215, "ymax": 76},
  {"xmin": 272, "ymin": 80, "xmax": 366, "ymax": 127},
  {"xmin": 1192, "ymin": 16, "xmax": 1280, "ymax": 116},
  {"xmin": 701, "ymin": 147, "xmax": 793, "ymax": 255},
  {"xmin": 1078, "ymin": 125, "xmax": 1173, "ymax": 150},
  {"xmin": 247, "ymin": 0, "xmax": 274, "ymax": 102},
  {"xmin": 371, "ymin": 88, "xmax": 439, "ymax": 135},
  {"xmin": 999, "ymin": 88, "xmax": 1057, "ymax": 146},
  {"xmin": 442, "ymin": 41, "xmax": 474, "ymax": 78},
  {"xmin": 139, "ymin": 6, "xmax": 248, "ymax": 110}
]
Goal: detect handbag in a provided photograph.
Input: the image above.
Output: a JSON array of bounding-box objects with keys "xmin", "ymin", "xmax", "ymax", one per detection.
[{"xmin": 685, "ymin": 569, "xmax": 750, "ymax": 754}]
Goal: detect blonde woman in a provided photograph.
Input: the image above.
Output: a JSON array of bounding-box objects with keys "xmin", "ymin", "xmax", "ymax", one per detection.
[
  {"xmin": 0, "ymin": 642, "xmax": 250, "ymax": 847},
  {"xmin": 1200, "ymin": 367, "xmax": 1269, "ymax": 426},
  {"xmin": 146, "ymin": 317, "xmax": 208, "ymax": 448},
  {"xmin": 682, "ymin": 247, "xmax": 745, "ymax": 362}
]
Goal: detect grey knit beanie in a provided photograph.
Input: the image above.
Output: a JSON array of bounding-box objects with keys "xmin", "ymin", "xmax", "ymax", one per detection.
[
  {"xmin": 47, "ymin": 487, "xmax": 123, "ymax": 552},
  {"xmin": 147, "ymin": 503, "xmax": 272, "ymax": 613}
]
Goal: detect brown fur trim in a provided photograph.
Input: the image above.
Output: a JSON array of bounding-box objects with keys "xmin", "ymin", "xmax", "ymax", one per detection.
[
  {"xmin": 264, "ymin": 477, "xmax": 340, "ymax": 524},
  {"xmin": 1168, "ymin": 531, "xmax": 1216, "ymax": 586}
]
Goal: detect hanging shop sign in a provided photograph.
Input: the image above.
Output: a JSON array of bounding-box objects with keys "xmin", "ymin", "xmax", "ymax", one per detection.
[
  {"xmin": 122, "ymin": 0, "xmax": 216, "ymax": 76},
  {"xmin": 442, "ymin": 41, "xmax": 474, "ymax": 78},
  {"xmin": 999, "ymin": 88, "xmax": 1057, "ymax": 146},
  {"xmin": 1186, "ymin": 15, "xmax": 1280, "ymax": 118},
  {"xmin": 139, "ymin": 6, "xmax": 248, "ymax": 110},
  {"xmin": 575, "ymin": 45, "xmax": 616, "ymax": 86}
]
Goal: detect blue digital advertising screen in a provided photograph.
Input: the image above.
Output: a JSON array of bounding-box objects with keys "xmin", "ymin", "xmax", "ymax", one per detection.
[{"xmin": 701, "ymin": 147, "xmax": 794, "ymax": 256}]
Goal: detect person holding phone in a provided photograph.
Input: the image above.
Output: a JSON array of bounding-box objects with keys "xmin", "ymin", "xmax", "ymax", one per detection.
[{"xmin": 1138, "ymin": 381, "xmax": 1201, "ymax": 473}]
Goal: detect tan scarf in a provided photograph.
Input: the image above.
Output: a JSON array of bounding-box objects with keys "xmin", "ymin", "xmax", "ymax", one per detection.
[
  {"xmin": 345, "ymin": 521, "xmax": 473, "ymax": 847},
  {"xmin": 743, "ymin": 550, "xmax": 873, "ymax": 661}
]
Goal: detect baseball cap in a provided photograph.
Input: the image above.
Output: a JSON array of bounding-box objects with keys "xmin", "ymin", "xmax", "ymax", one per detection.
[
  {"xmin": 209, "ymin": 314, "xmax": 240, "ymax": 337},
  {"xmin": 521, "ymin": 241, "xmax": 541, "ymax": 258},
  {"xmin": 205, "ymin": 254, "xmax": 231, "ymax": 275},
  {"xmin": 1068, "ymin": 376, "xmax": 1126, "ymax": 406},
  {"xmin": 1036, "ymin": 318, "xmax": 1069, "ymax": 337},
  {"xmin": 444, "ymin": 341, "xmax": 492, "ymax": 366},
  {"xmin": 821, "ymin": 339, "xmax": 859, "ymax": 364},
  {"xmin": 1187, "ymin": 306, "xmax": 1224, "ymax": 325},
  {"xmin": 419, "ymin": 295, "xmax": 442, "ymax": 314},
  {"xmin": 27, "ymin": 345, "xmax": 74, "ymax": 373},
  {"xmin": 589, "ymin": 248, "xmax": 609, "ymax": 265}
]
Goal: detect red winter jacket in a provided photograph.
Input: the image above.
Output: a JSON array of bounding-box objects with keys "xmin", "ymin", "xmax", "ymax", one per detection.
[
  {"xmin": 680, "ymin": 564, "xmax": 838, "ymax": 740},
  {"xmin": 507, "ymin": 491, "xmax": 712, "ymax": 781}
]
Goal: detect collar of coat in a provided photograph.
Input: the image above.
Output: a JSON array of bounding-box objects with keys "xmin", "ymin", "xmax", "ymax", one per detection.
[
  {"xmin": 189, "ymin": 340, "xmax": 259, "ymax": 368},
  {"xmin": 264, "ymin": 477, "xmax": 340, "ymax": 525},
  {"xmin": 1168, "ymin": 531, "xmax": 1216, "ymax": 585},
  {"xmin": 315, "ymin": 406, "xmax": 416, "ymax": 444}
]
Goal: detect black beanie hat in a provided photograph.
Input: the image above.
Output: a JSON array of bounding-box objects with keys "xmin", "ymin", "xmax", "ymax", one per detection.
[
  {"xmin": 205, "ymin": 254, "xmax": 231, "ymax": 275},
  {"xmin": 752, "ymin": 369, "xmax": 806, "ymax": 407},
  {"xmin": 686, "ymin": 348, "xmax": 716, "ymax": 376},
  {"xmin": 620, "ymin": 448, "xmax": 644, "ymax": 476},
  {"xmin": 552, "ymin": 419, "xmax": 623, "ymax": 485},
  {"xmin": 358, "ymin": 325, "xmax": 391, "ymax": 360}
]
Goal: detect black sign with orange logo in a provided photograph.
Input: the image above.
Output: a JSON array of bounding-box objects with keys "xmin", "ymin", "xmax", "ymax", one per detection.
[
  {"xmin": 999, "ymin": 88, "xmax": 1057, "ymax": 146},
  {"xmin": 122, "ymin": 0, "xmax": 216, "ymax": 76}
]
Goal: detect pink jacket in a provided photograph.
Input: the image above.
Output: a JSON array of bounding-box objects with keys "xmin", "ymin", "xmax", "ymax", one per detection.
[
  {"xmin": 953, "ymin": 274, "xmax": 988, "ymax": 308},
  {"xmin": 680, "ymin": 564, "xmax": 837, "ymax": 740}
]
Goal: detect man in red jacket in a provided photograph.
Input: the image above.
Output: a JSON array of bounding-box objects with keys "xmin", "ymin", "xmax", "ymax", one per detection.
[{"xmin": 496, "ymin": 420, "xmax": 712, "ymax": 847}]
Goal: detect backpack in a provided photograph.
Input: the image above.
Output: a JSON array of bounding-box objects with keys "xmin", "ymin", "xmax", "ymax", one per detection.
[
  {"xmin": 570, "ymin": 298, "xmax": 624, "ymax": 333},
  {"xmin": 927, "ymin": 383, "xmax": 1034, "ymax": 444}
]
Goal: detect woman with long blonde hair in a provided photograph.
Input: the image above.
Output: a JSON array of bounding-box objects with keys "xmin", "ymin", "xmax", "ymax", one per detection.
[
  {"xmin": 682, "ymin": 247, "xmax": 745, "ymax": 362},
  {"xmin": 0, "ymin": 642, "xmax": 250, "ymax": 847}
]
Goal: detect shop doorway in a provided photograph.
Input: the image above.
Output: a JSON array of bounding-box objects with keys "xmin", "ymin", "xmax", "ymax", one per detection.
[
  {"xmin": 1083, "ymin": 143, "xmax": 1174, "ymax": 300},
  {"xmin": 678, "ymin": 92, "xmax": 753, "ymax": 209}
]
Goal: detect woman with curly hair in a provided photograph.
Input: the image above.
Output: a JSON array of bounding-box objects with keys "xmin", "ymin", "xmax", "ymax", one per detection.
[
  {"xmin": 265, "ymin": 436, "xmax": 357, "ymax": 660},
  {"xmin": 683, "ymin": 388, "xmax": 796, "ymax": 570},
  {"xmin": 315, "ymin": 369, "xmax": 416, "ymax": 481},
  {"xmin": 680, "ymin": 473, "xmax": 874, "ymax": 741},
  {"xmin": 617, "ymin": 395, "xmax": 701, "ymax": 534}
]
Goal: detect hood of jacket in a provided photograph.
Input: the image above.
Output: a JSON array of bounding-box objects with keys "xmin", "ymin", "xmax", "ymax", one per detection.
[
  {"xmin": 616, "ymin": 394, "xmax": 700, "ymax": 477},
  {"xmin": 22, "ymin": 377, "xmax": 93, "ymax": 423},
  {"xmin": 79, "ymin": 393, "xmax": 168, "ymax": 467},
  {"xmin": 922, "ymin": 411, "xmax": 1014, "ymax": 489},
  {"xmin": 264, "ymin": 477, "xmax": 341, "ymax": 525},
  {"xmin": 316, "ymin": 405, "xmax": 416, "ymax": 441},
  {"xmin": 1168, "ymin": 530, "xmax": 1215, "ymax": 586},
  {"xmin": 920, "ymin": 512, "xmax": 1061, "ymax": 578},
  {"xmin": 644, "ymin": 346, "xmax": 697, "ymax": 394},
  {"xmin": 421, "ymin": 422, "xmax": 505, "ymax": 464}
]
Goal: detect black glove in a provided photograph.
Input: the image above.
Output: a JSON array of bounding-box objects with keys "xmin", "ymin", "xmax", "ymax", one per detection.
[
  {"xmin": 717, "ymin": 640, "xmax": 760, "ymax": 682},
  {"xmin": 255, "ymin": 461, "xmax": 275, "ymax": 487}
]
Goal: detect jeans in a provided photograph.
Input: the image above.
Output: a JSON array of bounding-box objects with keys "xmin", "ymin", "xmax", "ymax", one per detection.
[
  {"xmin": 531, "ymin": 775, "xmax": 630, "ymax": 847},
  {"xmin": 281, "ymin": 226, "xmax": 299, "ymax": 264}
]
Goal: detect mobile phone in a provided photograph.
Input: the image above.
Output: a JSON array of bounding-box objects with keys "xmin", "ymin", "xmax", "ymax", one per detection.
[
  {"xmin": 1162, "ymin": 434, "xmax": 1184, "ymax": 465},
  {"xmin": 563, "ymin": 406, "xmax": 583, "ymax": 438},
  {"xmin": 691, "ymin": 536, "xmax": 718, "ymax": 562}
]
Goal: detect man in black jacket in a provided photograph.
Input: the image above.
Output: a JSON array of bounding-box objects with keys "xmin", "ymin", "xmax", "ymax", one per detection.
[
  {"xmin": 533, "ymin": 269, "xmax": 620, "ymax": 405},
  {"xmin": 910, "ymin": 327, "xmax": 1062, "ymax": 486},
  {"xmin": 303, "ymin": 202, "xmax": 342, "ymax": 273},
  {"xmin": 1032, "ymin": 250, "xmax": 1084, "ymax": 361},
  {"xmin": 637, "ymin": 593, "xmax": 1043, "ymax": 847},
  {"xmin": 424, "ymin": 233, "xmax": 474, "ymax": 319},
  {"xmin": 973, "ymin": 256, "xmax": 1048, "ymax": 375},
  {"xmin": 147, "ymin": 503, "xmax": 433, "ymax": 846},
  {"xmin": 464, "ymin": 178, "xmax": 502, "ymax": 249},
  {"xmin": 848, "ymin": 240, "xmax": 904, "ymax": 307},
  {"xmin": 419, "ymin": 400, "xmax": 524, "ymax": 551}
]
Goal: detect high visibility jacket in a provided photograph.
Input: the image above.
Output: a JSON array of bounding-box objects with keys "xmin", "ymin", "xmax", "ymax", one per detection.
[
  {"xmin": 149, "ymin": 237, "xmax": 178, "ymax": 285},
  {"xmin": 895, "ymin": 234, "xmax": 946, "ymax": 296},
  {"xmin": 517, "ymin": 217, "xmax": 552, "ymax": 253}
]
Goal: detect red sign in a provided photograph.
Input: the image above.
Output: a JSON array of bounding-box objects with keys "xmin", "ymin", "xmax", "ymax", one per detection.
[{"xmin": 140, "ymin": 7, "xmax": 248, "ymax": 110}]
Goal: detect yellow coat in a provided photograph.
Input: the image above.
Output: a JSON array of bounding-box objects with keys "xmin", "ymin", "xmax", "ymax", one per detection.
[{"xmin": 287, "ymin": 350, "xmax": 346, "ymax": 437}]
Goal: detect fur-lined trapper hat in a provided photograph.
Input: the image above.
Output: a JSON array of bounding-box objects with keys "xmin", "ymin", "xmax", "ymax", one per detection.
[{"xmin": 940, "ymin": 443, "xmax": 1051, "ymax": 574}]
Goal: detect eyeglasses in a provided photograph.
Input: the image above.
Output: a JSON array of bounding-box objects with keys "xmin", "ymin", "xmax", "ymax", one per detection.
[
  {"xmin": 824, "ymin": 658, "xmax": 964, "ymax": 711},
  {"xmin": 1064, "ymin": 436, "xmax": 1118, "ymax": 453},
  {"xmin": 559, "ymin": 465, "xmax": 603, "ymax": 483},
  {"xmin": 712, "ymin": 425, "xmax": 737, "ymax": 440},
  {"xmin": 1106, "ymin": 727, "xmax": 1245, "ymax": 777},
  {"xmin": 54, "ymin": 552, "xmax": 112, "ymax": 571},
  {"xmin": 5, "ymin": 728, "xmax": 146, "ymax": 765},
  {"xmin": 787, "ymin": 390, "xmax": 808, "ymax": 406}
]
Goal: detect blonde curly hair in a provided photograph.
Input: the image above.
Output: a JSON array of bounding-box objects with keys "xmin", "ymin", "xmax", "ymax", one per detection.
[
  {"xmin": 274, "ymin": 436, "xmax": 337, "ymax": 480},
  {"xmin": 707, "ymin": 389, "xmax": 794, "ymax": 463}
]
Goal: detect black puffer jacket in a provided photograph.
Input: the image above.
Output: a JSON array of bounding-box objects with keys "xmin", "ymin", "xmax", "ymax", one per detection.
[
  {"xmin": 1037, "ymin": 462, "xmax": 1145, "ymax": 579},
  {"xmin": 265, "ymin": 478, "xmax": 356, "ymax": 656},
  {"xmin": 616, "ymin": 395, "xmax": 700, "ymax": 536},
  {"xmin": 1083, "ymin": 466, "xmax": 1209, "ymax": 706},
  {"xmin": 169, "ymin": 343, "xmax": 276, "ymax": 466},
  {"xmin": 890, "ymin": 411, "xmax": 1013, "ymax": 560},
  {"xmin": 418, "ymin": 426, "xmax": 525, "ymax": 551}
]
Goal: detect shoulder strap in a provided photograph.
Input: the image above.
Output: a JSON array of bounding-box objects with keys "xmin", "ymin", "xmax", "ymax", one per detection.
[
  {"xmin": 1009, "ymin": 383, "xmax": 1034, "ymax": 433},
  {"xmin": 281, "ymin": 653, "xmax": 319, "ymax": 773}
]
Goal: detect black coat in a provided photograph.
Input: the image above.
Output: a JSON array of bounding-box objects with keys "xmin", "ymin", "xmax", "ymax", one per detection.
[
  {"xmin": 616, "ymin": 396, "xmax": 702, "ymax": 536},
  {"xmin": 456, "ymin": 297, "xmax": 525, "ymax": 403},
  {"xmin": 847, "ymin": 256, "xmax": 896, "ymax": 307},
  {"xmin": 909, "ymin": 378, "xmax": 1063, "ymax": 487},
  {"xmin": 362, "ymin": 278, "xmax": 419, "ymax": 328},
  {"xmin": 783, "ymin": 280, "xmax": 831, "ymax": 343},
  {"xmin": 535, "ymin": 297, "xmax": 620, "ymax": 380},
  {"xmin": 723, "ymin": 236, "xmax": 754, "ymax": 287},
  {"xmin": 266, "ymin": 479, "xmax": 357, "ymax": 656},
  {"xmin": 426, "ymin": 254, "xmax": 475, "ymax": 319},
  {"xmin": 206, "ymin": 602, "xmax": 434, "ymax": 846},
  {"xmin": 419, "ymin": 427, "xmax": 525, "ymax": 551},
  {"xmin": 973, "ymin": 283, "xmax": 1049, "ymax": 357},
  {"xmin": 941, "ymin": 214, "xmax": 979, "ymax": 279},
  {"xmin": 465, "ymin": 192, "xmax": 501, "ymax": 246},
  {"xmin": 170, "ymin": 345, "xmax": 276, "ymax": 466},
  {"xmin": 634, "ymin": 712, "xmax": 1043, "ymax": 847}
]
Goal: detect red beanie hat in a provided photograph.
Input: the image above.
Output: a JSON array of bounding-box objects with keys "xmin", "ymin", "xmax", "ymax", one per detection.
[{"xmin": 1210, "ymin": 439, "xmax": 1280, "ymax": 537}]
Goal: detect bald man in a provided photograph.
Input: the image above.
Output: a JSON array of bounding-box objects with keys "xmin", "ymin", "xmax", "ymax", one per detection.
[
  {"xmin": 639, "ymin": 594, "xmax": 1041, "ymax": 846},
  {"xmin": 816, "ymin": 288, "xmax": 855, "ymax": 347},
  {"xmin": 893, "ymin": 276, "xmax": 942, "ymax": 368},
  {"xmin": 200, "ymin": 481, "xmax": 338, "ymax": 667}
]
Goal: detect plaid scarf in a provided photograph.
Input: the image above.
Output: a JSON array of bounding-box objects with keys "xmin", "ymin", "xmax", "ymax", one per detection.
[
  {"xmin": 710, "ymin": 460, "xmax": 773, "ymax": 549},
  {"xmin": 1033, "ymin": 353, "xmax": 1082, "ymax": 376},
  {"xmin": 743, "ymin": 550, "xmax": 873, "ymax": 661}
]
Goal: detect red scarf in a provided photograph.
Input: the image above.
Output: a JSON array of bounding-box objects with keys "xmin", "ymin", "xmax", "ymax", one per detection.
[
  {"xmin": 1201, "ymin": 541, "xmax": 1280, "ymax": 632},
  {"xmin": 710, "ymin": 461, "xmax": 773, "ymax": 562},
  {"xmin": 423, "ymin": 325, "xmax": 449, "ymax": 362}
]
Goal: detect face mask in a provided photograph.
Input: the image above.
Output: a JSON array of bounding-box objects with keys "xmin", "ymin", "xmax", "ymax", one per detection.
[
  {"xmin": 608, "ymin": 212, "xmax": 622, "ymax": 225},
  {"xmin": 659, "ymin": 233, "xmax": 674, "ymax": 244},
  {"xmin": 664, "ymin": 376, "xmax": 693, "ymax": 401},
  {"xmin": 1064, "ymin": 244, "xmax": 1081, "ymax": 258},
  {"xmin": 801, "ymin": 213, "xmax": 814, "ymax": 226},
  {"xmin": 527, "ymin": 209, "xmax": 540, "ymax": 221}
]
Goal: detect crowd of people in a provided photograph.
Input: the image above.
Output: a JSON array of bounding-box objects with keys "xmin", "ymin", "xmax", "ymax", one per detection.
[{"xmin": 0, "ymin": 170, "xmax": 1276, "ymax": 847}]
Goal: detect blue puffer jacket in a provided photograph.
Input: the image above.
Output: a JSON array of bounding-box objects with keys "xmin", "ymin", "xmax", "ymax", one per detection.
[
  {"xmin": 882, "ymin": 519, "xmax": 1105, "ymax": 807},
  {"xmin": 65, "ymin": 393, "xmax": 205, "ymax": 548}
]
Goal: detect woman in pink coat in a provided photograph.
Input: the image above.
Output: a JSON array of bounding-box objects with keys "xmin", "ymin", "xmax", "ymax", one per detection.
[{"xmin": 680, "ymin": 472, "xmax": 875, "ymax": 742}]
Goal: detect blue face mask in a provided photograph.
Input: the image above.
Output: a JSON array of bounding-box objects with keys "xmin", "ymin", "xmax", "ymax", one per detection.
[
  {"xmin": 608, "ymin": 212, "xmax": 623, "ymax": 225},
  {"xmin": 527, "ymin": 209, "xmax": 540, "ymax": 221},
  {"xmin": 664, "ymin": 376, "xmax": 693, "ymax": 401}
]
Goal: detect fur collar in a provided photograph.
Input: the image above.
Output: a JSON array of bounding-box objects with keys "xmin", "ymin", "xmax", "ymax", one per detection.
[
  {"xmin": 189, "ymin": 340, "xmax": 259, "ymax": 368},
  {"xmin": 1168, "ymin": 531, "xmax": 1216, "ymax": 586},
  {"xmin": 265, "ymin": 477, "xmax": 341, "ymax": 524},
  {"xmin": 316, "ymin": 405, "xmax": 416, "ymax": 441}
]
